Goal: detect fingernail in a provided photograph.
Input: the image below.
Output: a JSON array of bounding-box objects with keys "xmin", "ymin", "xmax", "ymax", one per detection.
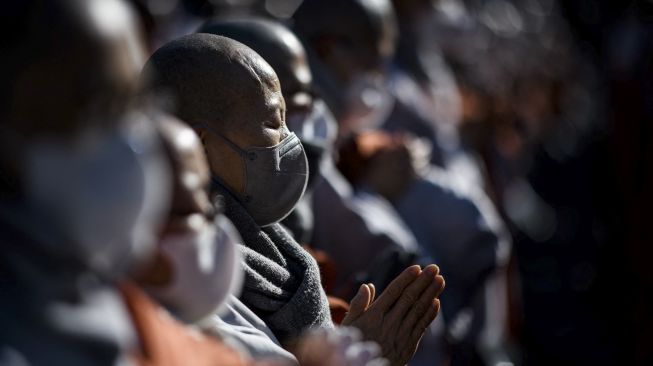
[
  {"xmin": 437, "ymin": 276, "xmax": 445, "ymax": 290},
  {"xmin": 424, "ymin": 264, "xmax": 438, "ymax": 276}
]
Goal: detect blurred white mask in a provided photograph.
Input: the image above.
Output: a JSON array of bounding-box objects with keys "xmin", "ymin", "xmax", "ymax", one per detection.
[
  {"xmin": 24, "ymin": 113, "xmax": 171, "ymax": 277},
  {"xmin": 148, "ymin": 214, "xmax": 243, "ymax": 324}
]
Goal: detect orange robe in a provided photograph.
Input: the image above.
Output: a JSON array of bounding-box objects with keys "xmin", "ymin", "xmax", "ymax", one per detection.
[{"xmin": 120, "ymin": 282, "xmax": 251, "ymax": 366}]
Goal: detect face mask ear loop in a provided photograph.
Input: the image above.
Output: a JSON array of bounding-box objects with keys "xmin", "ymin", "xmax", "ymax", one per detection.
[
  {"xmin": 194, "ymin": 123, "xmax": 253, "ymax": 201},
  {"xmin": 192, "ymin": 123, "xmax": 256, "ymax": 159}
]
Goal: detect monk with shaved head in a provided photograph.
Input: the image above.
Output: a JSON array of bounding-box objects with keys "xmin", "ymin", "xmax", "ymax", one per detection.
[
  {"xmin": 143, "ymin": 33, "xmax": 329, "ymax": 346},
  {"xmin": 197, "ymin": 19, "xmax": 329, "ymax": 245},
  {"xmin": 143, "ymin": 32, "xmax": 444, "ymax": 365}
]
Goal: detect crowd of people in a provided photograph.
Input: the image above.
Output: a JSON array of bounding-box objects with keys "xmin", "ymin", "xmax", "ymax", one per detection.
[{"xmin": 1, "ymin": 0, "xmax": 651, "ymax": 365}]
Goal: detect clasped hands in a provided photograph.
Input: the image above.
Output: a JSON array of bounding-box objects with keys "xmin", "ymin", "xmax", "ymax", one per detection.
[{"xmin": 343, "ymin": 265, "xmax": 445, "ymax": 366}]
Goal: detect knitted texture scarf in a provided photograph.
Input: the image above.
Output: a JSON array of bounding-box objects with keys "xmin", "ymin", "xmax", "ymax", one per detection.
[{"xmin": 214, "ymin": 184, "xmax": 333, "ymax": 344}]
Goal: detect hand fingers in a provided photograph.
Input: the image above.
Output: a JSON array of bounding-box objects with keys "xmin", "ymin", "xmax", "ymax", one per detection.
[
  {"xmin": 343, "ymin": 284, "xmax": 372, "ymax": 325},
  {"xmin": 408, "ymin": 298, "xmax": 440, "ymax": 347},
  {"xmin": 435, "ymin": 275, "xmax": 445, "ymax": 297},
  {"xmin": 368, "ymin": 283, "xmax": 376, "ymax": 305},
  {"xmin": 396, "ymin": 274, "xmax": 445, "ymax": 341},
  {"xmin": 385, "ymin": 265, "xmax": 438, "ymax": 325},
  {"xmin": 369, "ymin": 265, "xmax": 421, "ymax": 312}
]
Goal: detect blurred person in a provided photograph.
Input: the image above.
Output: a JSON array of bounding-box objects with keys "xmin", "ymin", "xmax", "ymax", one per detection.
[
  {"xmin": 292, "ymin": 0, "xmax": 397, "ymax": 138},
  {"xmin": 142, "ymin": 33, "xmax": 445, "ymax": 366},
  {"xmin": 291, "ymin": 0, "xmax": 425, "ymax": 299},
  {"xmin": 0, "ymin": 0, "xmax": 171, "ymax": 364},
  {"xmin": 387, "ymin": 2, "xmax": 517, "ymax": 365},
  {"xmin": 137, "ymin": 115, "xmax": 243, "ymax": 327},
  {"xmin": 487, "ymin": 4, "xmax": 628, "ymax": 364},
  {"xmin": 292, "ymin": 3, "xmax": 511, "ymax": 365},
  {"xmin": 116, "ymin": 117, "xmax": 285, "ymax": 365},
  {"xmin": 134, "ymin": 114, "xmax": 297, "ymax": 364},
  {"xmin": 437, "ymin": 2, "xmax": 632, "ymax": 364},
  {"xmin": 337, "ymin": 131, "xmax": 511, "ymax": 366},
  {"xmin": 386, "ymin": 0, "xmax": 491, "ymax": 194},
  {"xmin": 0, "ymin": 1, "xmax": 269, "ymax": 365}
]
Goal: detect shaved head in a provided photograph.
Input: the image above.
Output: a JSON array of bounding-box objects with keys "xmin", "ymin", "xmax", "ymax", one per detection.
[
  {"xmin": 143, "ymin": 33, "xmax": 283, "ymax": 134},
  {"xmin": 1, "ymin": 0, "xmax": 146, "ymax": 196},
  {"xmin": 143, "ymin": 32, "xmax": 288, "ymax": 196},
  {"xmin": 2, "ymin": 0, "xmax": 145, "ymax": 138},
  {"xmin": 292, "ymin": 0, "xmax": 397, "ymax": 120},
  {"xmin": 198, "ymin": 18, "xmax": 313, "ymax": 116},
  {"xmin": 157, "ymin": 115, "xmax": 212, "ymax": 228},
  {"xmin": 199, "ymin": 19, "xmax": 305, "ymax": 80},
  {"xmin": 293, "ymin": 0, "xmax": 397, "ymax": 74}
]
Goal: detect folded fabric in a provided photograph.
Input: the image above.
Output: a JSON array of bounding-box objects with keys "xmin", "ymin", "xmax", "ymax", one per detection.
[{"xmin": 214, "ymin": 184, "xmax": 333, "ymax": 344}]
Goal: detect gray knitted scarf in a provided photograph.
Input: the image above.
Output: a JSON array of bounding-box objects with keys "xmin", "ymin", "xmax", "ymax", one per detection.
[{"xmin": 214, "ymin": 183, "xmax": 333, "ymax": 344}]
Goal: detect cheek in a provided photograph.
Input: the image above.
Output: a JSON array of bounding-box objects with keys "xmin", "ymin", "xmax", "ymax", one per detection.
[
  {"xmin": 260, "ymin": 128, "xmax": 284, "ymax": 146},
  {"xmin": 199, "ymin": 134, "xmax": 245, "ymax": 193}
]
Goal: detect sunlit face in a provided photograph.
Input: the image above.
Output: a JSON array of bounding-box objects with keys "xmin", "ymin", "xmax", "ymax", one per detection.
[
  {"xmin": 166, "ymin": 126, "xmax": 213, "ymax": 234},
  {"xmin": 199, "ymin": 56, "xmax": 288, "ymax": 195},
  {"xmin": 134, "ymin": 120, "xmax": 211, "ymax": 287},
  {"xmin": 220, "ymin": 57, "xmax": 288, "ymax": 148},
  {"xmin": 282, "ymin": 47, "xmax": 314, "ymax": 121},
  {"xmin": 277, "ymin": 45, "xmax": 315, "ymax": 128}
]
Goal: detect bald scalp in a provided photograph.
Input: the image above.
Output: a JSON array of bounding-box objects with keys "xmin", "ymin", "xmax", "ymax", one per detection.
[
  {"xmin": 2, "ymin": 0, "xmax": 143, "ymax": 138},
  {"xmin": 142, "ymin": 33, "xmax": 279, "ymax": 132},
  {"xmin": 198, "ymin": 18, "xmax": 303, "ymax": 83},
  {"xmin": 1, "ymin": 0, "xmax": 144, "ymax": 197}
]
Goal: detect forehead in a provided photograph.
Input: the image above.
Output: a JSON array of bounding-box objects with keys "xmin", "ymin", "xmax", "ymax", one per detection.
[
  {"xmin": 241, "ymin": 49, "xmax": 283, "ymax": 96},
  {"xmin": 238, "ymin": 48, "xmax": 285, "ymax": 106},
  {"xmin": 239, "ymin": 45, "xmax": 280, "ymax": 89}
]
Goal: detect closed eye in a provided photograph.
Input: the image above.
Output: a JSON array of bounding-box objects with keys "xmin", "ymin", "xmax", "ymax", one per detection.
[
  {"xmin": 263, "ymin": 119, "xmax": 283, "ymax": 129},
  {"xmin": 263, "ymin": 109, "xmax": 285, "ymax": 130}
]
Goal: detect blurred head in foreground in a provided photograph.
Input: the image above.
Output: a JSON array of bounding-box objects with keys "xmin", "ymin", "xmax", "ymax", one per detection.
[{"xmin": 0, "ymin": 0, "xmax": 171, "ymax": 276}]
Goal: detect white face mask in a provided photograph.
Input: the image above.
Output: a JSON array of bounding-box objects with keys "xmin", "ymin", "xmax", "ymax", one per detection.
[
  {"xmin": 23, "ymin": 113, "xmax": 171, "ymax": 276},
  {"xmin": 340, "ymin": 73, "xmax": 395, "ymax": 134},
  {"xmin": 286, "ymin": 99, "xmax": 339, "ymax": 150},
  {"xmin": 148, "ymin": 214, "xmax": 243, "ymax": 324}
]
